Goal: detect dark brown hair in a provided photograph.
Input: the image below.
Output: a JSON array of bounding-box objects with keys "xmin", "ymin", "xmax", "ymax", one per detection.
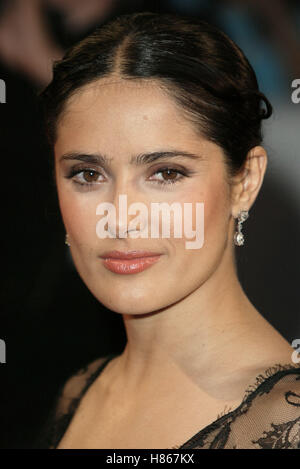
[{"xmin": 39, "ymin": 10, "xmax": 272, "ymax": 179}]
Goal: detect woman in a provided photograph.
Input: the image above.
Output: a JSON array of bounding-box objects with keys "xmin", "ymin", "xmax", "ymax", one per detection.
[{"xmin": 36, "ymin": 11, "xmax": 300, "ymax": 449}]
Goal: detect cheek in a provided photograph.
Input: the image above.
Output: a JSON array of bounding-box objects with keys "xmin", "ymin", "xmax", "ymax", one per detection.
[
  {"xmin": 57, "ymin": 186, "xmax": 98, "ymax": 245},
  {"xmin": 203, "ymin": 179, "xmax": 230, "ymax": 245},
  {"xmin": 176, "ymin": 175, "xmax": 229, "ymax": 244},
  {"xmin": 170, "ymin": 176, "xmax": 230, "ymax": 275}
]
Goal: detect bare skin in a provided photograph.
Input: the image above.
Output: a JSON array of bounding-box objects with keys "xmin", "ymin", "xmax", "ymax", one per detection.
[{"xmin": 54, "ymin": 77, "xmax": 296, "ymax": 449}]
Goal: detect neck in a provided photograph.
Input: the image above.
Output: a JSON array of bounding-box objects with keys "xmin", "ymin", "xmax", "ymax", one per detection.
[{"xmin": 115, "ymin": 244, "xmax": 261, "ymax": 391}]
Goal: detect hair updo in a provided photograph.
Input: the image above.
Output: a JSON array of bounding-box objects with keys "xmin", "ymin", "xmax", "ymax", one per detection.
[{"xmin": 39, "ymin": 10, "xmax": 273, "ymax": 180}]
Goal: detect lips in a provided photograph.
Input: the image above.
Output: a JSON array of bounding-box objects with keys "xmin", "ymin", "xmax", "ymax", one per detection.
[
  {"xmin": 99, "ymin": 250, "xmax": 162, "ymax": 274},
  {"xmin": 100, "ymin": 250, "xmax": 162, "ymax": 259}
]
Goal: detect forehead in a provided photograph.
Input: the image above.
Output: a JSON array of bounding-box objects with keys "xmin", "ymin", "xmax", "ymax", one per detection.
[{"xmin": 54, "ymin": 78, "xmax": 220, "ymax": 163}]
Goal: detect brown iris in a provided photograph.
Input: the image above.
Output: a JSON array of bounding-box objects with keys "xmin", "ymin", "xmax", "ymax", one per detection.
[
  {"xmin": 83, "ymin": 170, "xmax": 99, "ymax": 183},
  {"xmin": 160, "ymin": 169, "xmax": 178, "ymax": 181}
]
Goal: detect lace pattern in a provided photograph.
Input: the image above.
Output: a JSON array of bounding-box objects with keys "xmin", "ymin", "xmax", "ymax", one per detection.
[{"xmin": 34, "ymin": 358, "xmax": 300, "ymax": 449}]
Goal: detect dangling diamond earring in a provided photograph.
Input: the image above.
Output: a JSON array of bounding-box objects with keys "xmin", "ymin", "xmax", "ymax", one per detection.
[
  {"xmin": 234, "ymin": 210, "xmax": 249, "ymax": 246},
  {"xmin": 65, "ymin": 233, "xmax": 70, "ymax": 246}
]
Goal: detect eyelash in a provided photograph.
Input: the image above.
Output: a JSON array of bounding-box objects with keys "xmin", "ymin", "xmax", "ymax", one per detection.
[{"xmin": 65, "ymin": 166, "xmax": 192, "ymax": 187}]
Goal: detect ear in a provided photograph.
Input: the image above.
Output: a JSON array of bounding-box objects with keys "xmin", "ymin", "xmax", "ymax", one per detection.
[{"xmin": 230, "ymin": 146, "xmax": 268, "ymax": 218}]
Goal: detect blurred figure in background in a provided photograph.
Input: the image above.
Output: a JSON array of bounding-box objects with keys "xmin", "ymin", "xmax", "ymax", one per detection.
[
  {"xmin": 166, "ymin": 0, "xmax": 300, "ymax": 99},
  {"xmin": 0, "ymin": 0, "xmax": 120, "ymax": 87},
  {"xmin": 0, "ymin": 0, "xmax": 298, "ymax": 95}
]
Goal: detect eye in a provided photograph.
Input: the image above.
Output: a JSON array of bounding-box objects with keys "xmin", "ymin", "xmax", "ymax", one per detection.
[
  {"xmin": 148, "ymin": 167, "xmax": 187, "ymax": 185},
  {"xmin": 77, "ymin": 169, "xmax": 103, "ymax": 184},
  {"xmin": 65, "ymin": 167, "xmax": 105, "ymax": 185},
  {"xmin": 64, "ymin": 164, "xmax": 194, "ymax": 188}
]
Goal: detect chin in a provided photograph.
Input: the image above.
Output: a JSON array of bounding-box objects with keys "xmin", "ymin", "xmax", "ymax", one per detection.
[
  {"xmin": 91, "ymin": 285, "xmax": 172, "ymax": 316},
  {"xmin": 96, "ymin": 296, "xmax": 163, "ymax": 316}
]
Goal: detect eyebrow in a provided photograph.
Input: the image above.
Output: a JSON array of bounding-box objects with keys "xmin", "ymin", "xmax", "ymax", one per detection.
[{"xmin": 59, "ymin": 149, "xmax": 203, "ymax": 166}]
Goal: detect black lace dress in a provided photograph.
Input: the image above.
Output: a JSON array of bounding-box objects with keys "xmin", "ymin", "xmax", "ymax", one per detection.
[{"xmin": 34, "ymin": 354, "xmax": 300, "ymax": 449}]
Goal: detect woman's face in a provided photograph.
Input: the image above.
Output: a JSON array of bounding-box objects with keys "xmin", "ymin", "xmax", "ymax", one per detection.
[{"xmin": 54, "ymin": 79, "xmax": 234, "ymax": 315}]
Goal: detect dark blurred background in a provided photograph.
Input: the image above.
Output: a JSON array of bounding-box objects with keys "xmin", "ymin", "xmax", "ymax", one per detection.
[{"xmin": 0, "ymin": 0, "xmax": 299, "ymax": 449}]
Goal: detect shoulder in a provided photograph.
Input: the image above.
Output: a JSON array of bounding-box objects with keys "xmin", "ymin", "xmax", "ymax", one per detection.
[
  {"xmin": 35, "ymin": 356, "xmax": 111, "ymax": 449},
  {"xmin": 240, "ymin": 364, "xmax": 300, "ymax": 449},
  {"xmin": 254, "ymin": 364, "xmax": 300, "ymax": 413},
  {"xmin": 54, "ymin": 356, "xmax": 110, "ymax": 417},
  {"xmin": 244, "ymin": 363, "xmax": 300, "ymax": 401}
]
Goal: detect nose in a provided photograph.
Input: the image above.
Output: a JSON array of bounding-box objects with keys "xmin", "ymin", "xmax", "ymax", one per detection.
[{"xmin": 104, "ymin": 182, "xmax": 149, "ymax": 239}]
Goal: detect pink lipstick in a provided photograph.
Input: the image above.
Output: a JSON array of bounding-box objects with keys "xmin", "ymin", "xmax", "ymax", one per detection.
[{"xmin": 99, "ymin": 250, "xmax": 162, "ymax": 275}]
